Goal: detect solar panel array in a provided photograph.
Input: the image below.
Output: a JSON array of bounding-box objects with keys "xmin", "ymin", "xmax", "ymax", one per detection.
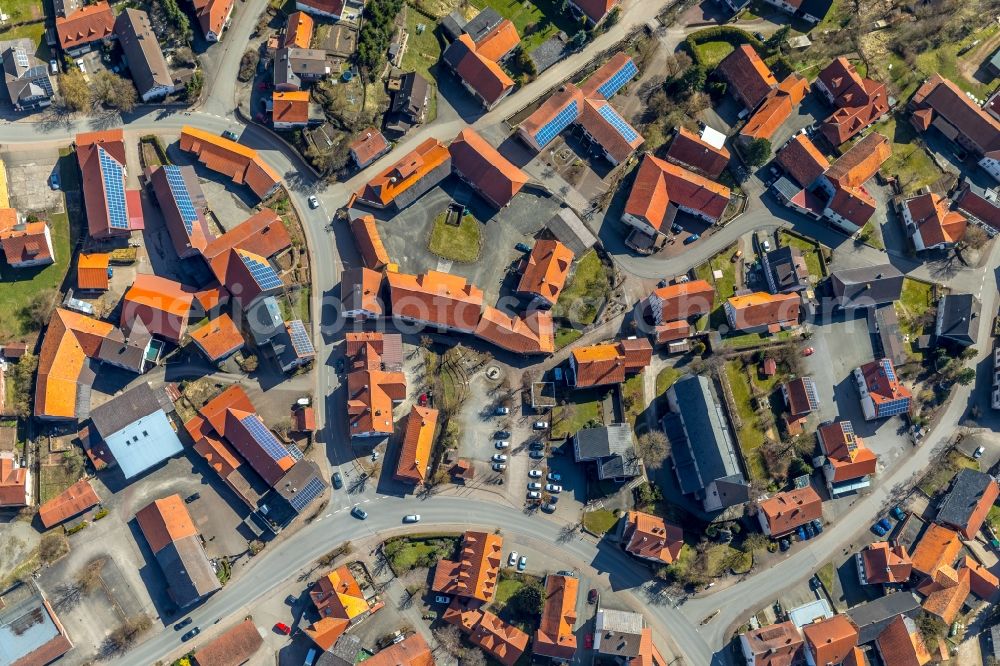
[
  {"xmin": 877, "ymin": 398, "xmax": 910, "ymax": 418},
  {"xmin": 880, "ymin": 359, "xmax": 896, "ymax": 383},
  {"xmin": 164, "ymin": 165, "xmax": 199, "ymax": 234},
  {"xmin": 597, "ymin": 104, "xmax": 639, "ymax": 143},
  {"xmin": 534, "ymin": 100, "xmax": 579, "ymax": 148},
  {"xmin": 239, "ymin": 414, "xmax": 291, "ymax": 462},
  {"xmin": 597, "ymin": 60, "xmax": 638, "ymax": 99},
  {"xmin": 98, "ymin": 147, "xmax": 129, "ymax": 230},
  {"xmin": 288, "ymin": 476, "xmax": 325, "ymax": 513},
  {"xmin": 287, "ymin": 442, "xmax": 304, "ymax": 462},
  {"xmin": 239, "ymin": 252, "xmax": 283, "ymax": 291},
  {"xmin": 287, "ymin": 320, "xmax": 314, "ymax": 358},
  {"xmin": 26, "ymin": 66, "xmax": 53, "ymax": 95},
  {"xmin": 13, "ymin": 48, "xmax": 28, "ymax": 68},
  {"xmin": 802, "ymin": 377, "xmax": 819, "ymax": 410}
]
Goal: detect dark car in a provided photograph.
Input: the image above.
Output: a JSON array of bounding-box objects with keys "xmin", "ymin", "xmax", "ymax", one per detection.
[
  {"xmin": 529, "ymin": 450, "xmax": 545, "ymax": 459},
  {"xmin": 878, "ymin": 517, "xmax": 892, "ymax": 532},
  {"xmin": 872, "ymin": 521, "xmax": 888, "ymax": 537},
  {"xmin": 670, "ymin": 223, "xmax": 682, "ymax": 234},
  {"xmin": 804, "ymin": 523, "xmax": 815, "ymax": 539},
  {"xmin": 515, "ymin": 242, "xmax": 532, "ymax": 252},
  {"xmin": 351, "ymin": 505, "xmax": 368, "ymax": 520},
  {"xmin": 182, "ymin": 627, "xmax": 200, "ymax": 641},
  {"xmin": 891, "ymin": 506, "xmax": 906, "ymax": 521},
  {"xmin": 797, "ymin": 526, "xmax": 807, "ymax": 541},
  {"xmin": 335, "ymin": 358, "xmax": 345, "ymax": 374},
  {"xmin": 811, "ymin": 519, "xmax": 823, "ymax": 534},
  {"xmin": 332, "ymin": 472, "xmax": 343, "ymax": 489},
  {"xmin": 495, "ymin": 430, "xmax": 511, "ymax": 439},
  {"xmin": 529, "ymin": 441, "xmax": 544, "ymax": 450},
  {"xmin": 221, "ymin": 130, "xmax": 240, "ymax": 141},
  {"xmin": 174, "ymin": 617, "xmax": 193, "ymax": 631},
  {"xmin": 184, "ymin": 492, "xmax": 200, "ymax": 504},
  {"xmin": 779, "ymin": 538, "xmax": 790, "ymax": 552},
  {"xmin": 587, "ymin": 588, "xmax": 598, "ymax": 604},
  {"xmin": 684, "ymin": 233, "xmax": 701, "ymax": 244},
  {"xmin": 541, "ymin": 503, "xmax": 556, "ymax": 512}
]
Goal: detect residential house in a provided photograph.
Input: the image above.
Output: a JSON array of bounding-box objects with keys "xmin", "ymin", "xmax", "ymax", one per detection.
[
  {"xmin": 192, "ymin": 620, "xmax": 265, "ymax": 666},
  {"xmin": 461, "ymin": 9, "xmax": 520, "ymax": 61},
  {"xmin": 444, "ymin": 596, "xmax": 529, "ymax": 666},
  {"xmin": 740, "ymin": 74, "xmax": 810, "ymax": 143},
  {"xmin": 56, "ymin": 2, "xmax": 115, "ymax": 55},
  {"xmin": 272, "ymin": 91, "xmax": 311, "ymax": 129},
  {"xmin": 665, "ymin": 126, "xmax": 730, "ymax": 179},
  {"xmin": 902, "ymin": 191, "xmax": 968, "ymax": 251},
  {"xmin": 180, "ymin": 126, "xmax": 281, "ymax": 200},
  {"xmin": 115, "ymin": 9, "xmax": 173, "ymax": 101},
  {"xmin": 739, "ymin": 621, "xmax": 804, "ymax": 666},
  {"xmin": 135, "ymin": 494, "xmax": 222, "ymax": 608},
  {"xmin": 816, "ymin": 421, "xmax": 877, "ymax": 496},
  {"xmin": 724, "ymin": 292, "xmax": 800, "ymax": 332},
  {"xmin": 449, "ymin": 127, "xmax": 529, "ymax": 208},
  {"xmin": 349, "ymin": 128, "xmax": 390, "ymax": 169},
  {"xmin": 874, "ymin": 615, "xmax": 931, "ymax": 666},
  {"xmin": 90, "ymin": 382, "xmax": 184, "ymax": 479},
  {"xmin": 77, "ymin": 129, "xmax": 143, "ymax": 239},
  {"xmin": 844, "ymin": 593, "xmax": 922, "ymax": 647},
  {"xmin": 0, "ymin": 212, "xmax": 54, "ymax": 268},
  {"xmin": 394, "ymin": 405, "xmax": 438, "ymax": 484},
  {"xmin": 830, "ymin": 264, "xmax": 904, "ymax": 309},
  {"xmin": 546, "ymin": 207, "xmax": 597, "ymax": 255},
  {"xmin": 717, "ymin": 44, "xmax": 778, "ymax": 110},
  {"xmin": 663, "ymin": 375, "xmax": 749, "ymax": 512},
  {"xmin": 432, "ymin": 530, "xmax": 503, "ymax": 602},
  {"xmin": 646, "ymin": 279, "xmax": 714, "ymax": 329},
  {"xmin": 853, "ymin": 358, "xmax": 911, "ymax": 420},
  {"xmin": 917, "ymin": 564, "xmax": 971, "ymax": 624},
  {"xmin": 567, "ymin": 339, "xmax": 652, "ymax": 388},
  {"xmin": 0, "ymin": 452, "xmax": 29, "ymax": 508},
  {"xmin": 815, "ymin": 132, "xmax": 892, "ymax": 232},
  {"xmin": 191, "ymin": 0, "xmax": 234, "ymax": 41},
  {"xmin": 0, "ymin": 582, "xmax": 73, "ymax": 666},
  {"xmin": 801, "ymin": 615, "xmax": 859, "ymax": 666},
  {"xmin": 350, "ymin": 214, "xmax": 391, "ymax": 270},
  {"xmin": 763, "ymin": 246, "xmax": 810, "ymax": 293},
  {"xmin": 346, "ymin": 333, "xmax": 406, "ymax": 438},
  {"xmin": 577, "ymin": 97, "xmax": 646, "ymax": 165},
  {"xmin": 1, "ymin": 41, "xmax": 54, "ymax": 110},
  {"xmin": 385, "ymin": 72, "xmax": 430, "ymax": 134},
  {"xmin": 621, "ymin": 154, "xmax": 731, "ymax": 239},
  {"xmin": 910, "ymin": 523, "xmax": 962, "ymax": 579},
  {"xmin": 295, "ymin": 0, "xmax": 343, "ymax": 19},
  {"xmin": 572, "ymin": 424, "xmax": 642, "ymax": 482},
  {"xmin": 304, "ymin": 565, "xmax": 371, "ymax": 650},
  {"xmin": 190, "ymin": 314, "xmax": 245, "ymax": 364},
  {"xmin": 813, "ymin": 58, "xmax": 890, "ymax": 146},
  {"xmin": 355, "ymin": 137, "xmax": 451, "ymax": 210},
  {"xmin": 568, "ymin": 0, "xmax": 620, "ymax": 26},
  {"xmin": 274, "ymin": 47, "xmax": 329, "ymax": 90},
  {"xmin": 622, "ymin": 510, "xmax": 683, "ymax": 565},
  {"xmin": 387, "ymin": 269, "xmax": 484, "ymax": 333},
  {"xmin": 909, "ymin": 75, "xmax": 1000, "ymax": 158},
  {"xmin": 347, "ymin": 635, "xmax": 432, "ymax": 666},
  {"xmin": 934, "ymin": 293, "xmax": 980, "ymax": 347},
  {"xmin": 283, "ymin": 11, "xmax": 314, "ymax": 48},
  {"xmin": 781, "ymin": 376, "xmax": 819, "ymax": 434},
  {"xmin": 441, "ymin": 34, "xmax": 514, "ymax": 110},
  {"xmin": 201, "ymin": 208, "xmax": 291, "ymax": 310},
  {"xmin": 757, "ymin": 486, "xmax": 823, "ymax": 538},
  {"xmin": 775, "ymin": 134, "xmax": 829, "ymax": 188},
  {"xmin": 534, "ymin": 574, "xmax": 579, "ymax": 660},
  {"xmin": 935, "ymin": 468, "xmax": 999, "ymax": 538},
  {"xmin": 593, "ymin": 609, "xmax": 646, "ymax": 660},
  {"xmin": 148, "ymin": 165, "xmax": 213, "ymax": 259},
  {"xmin": 121, "ymin": 274, "xmax": 206, "ymax": 343},
  {"xmin": 856, "ymin": 542, "xmax": 912, "ymax": 585},
  {"xmin": 473, "ymin": 307, "xmax": 554, "ymax": 355},
  {"xmin": 954, "ymin": 181, "xmax": 1000, "ymax": 231},
  {"xmin": 760, "ymin": 0, "xmax": 832, "ymax": 23},
  {"xmin": 77, "ymin": 252, "xmax": 110, "ymax": 291},
  {"xmin": 38, "ymin": 478, "xmax": 99, "ymax": 528},
  {"xmin": 516, "ymin": 240, "xmax": 574, "ymax": 307},
  {"xmin": 341, "ymin": 267, "xmax": 384, "ymax": 319}
]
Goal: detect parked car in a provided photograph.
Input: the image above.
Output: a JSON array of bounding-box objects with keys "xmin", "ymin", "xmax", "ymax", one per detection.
[
  {"xmin": 495, "ymin": 440, "xmax": 510, "ymax": 449},
  {"xmin": 492, "ymin": 453, "xmax": 508, "ymax": 462},
  {"xmin": 435, "ymin": 595, "xmax": 451, "ymax": 604},
  {"xmin": 811, "ymin": 519, "xmax": 823, "ymax": 534},
  {"xmin": 508, "ymin": 551, "xmax": 519, "ymax": 566},
  {"xmin": 274, "ymin": 622, "xmax": 291, "ymax": 635},
  {"xmin": 495, "ymin": 430, "xmax": 511, "ymax": 439},
  {"xmin": 527, "ymin": 491, "xmax": 541, "ymax": 499},
  {"xmin": 403, "ymin": 515, "xmax": 420, "ymax": 523},
  {"xmin": 557, "ymin": 570, "xmax": 575, "ymax": 577},
  {"xmin": 515, "ymin": 242, "xmax": 532, "ymax": 252},
  {"xmin": 529, "ymin": 441, "xmax": 545, "ymax": 450},
  {"xmin": 332, "ymin": 472, "xmax": 343, "ymax": 489},
  {"xmin": 335, "ymin": 358, "xmax": 345, "ymax": 374},
  {"xmin": 182, "ymin": 627, "xmax": 201, "ymax": 641},
  {"xmin": 670, "ymin": 223, "xmax": 682, "ymax": 234},
  {"xmin": 683, "ymin": 234, "xmax": 700, "ymax": 244},
  {"xmin": 528, "ymin": 470, "xmax": 542, "ymax": 478},
  {"xmin": 974, "ymin": 445, "xmax": 986, "ymax": 459},
  {"xmin": 351, "ymin": 505, "xmax": 368, "ymax": 520},
  {"xmin": 545, "ymin": 484, "xmax": 562, "ymax": 493},
  {"xmin": 542, "ymin": 502, "xmax": 556, "ymax": 512},
  {"xmin": 587, "ymin": 588, "xmax": 598, "ymax": 604},
  {"xmin": 49, "ymin": 173, "xmax": 60, "ymax": 190},
  {"xmin": 890, "ymin": 506, "xmax": 906, "ymax": 521},
  {"xmin": 308, "ymin": 195, "xmax": 319, "ymax": 209},
  {"xmin": 517, "ymin": 555, "xmax": 527, "ymax": 571},
  {"xmin": 779, "ymin": 538, "xmax": 790, "ymax": 552},
  {"xmin": 533, "ymin": 421, "xmax": 549, "ymax": 429},
  {"xmin": 285, "ymin": 594, "xmax": 298, "ymax": 606},
  {"xmin": 495, "ymin": 406, "xmax": 510, "ymax": 415},
  {"xmin": 547, "ymin": 472, "xmax": 561, "ymax": 481},
  {"xmin": 184, "ymin": 492, "xmax": 200, "ymax": 504},
  {"xmin": 492, "ymin": 462, "xmax": 506, "ymax": 471},
  {"xmin": 174, "ymin": 618, "xmax": 193, "ymax": 631},
  {"xmin": 49, "ymin": 59, "xmax": 58, "ymax": 74},
  {"xmin": 731, "ymin": 249, "xmax": 743, "ymax": 262},
  {"xmin": 797, "ymin": 525, "xmax": 808, "ymax": 541},
  {"xmin": 529, "ymin": 451, "xmax": 545, "ymax": 459},
  {"xmin": 528, "ymin": 482, "xmax": 542, "ymax": 490},
  {"xmin": 761, "ymin": 239, "xmax": 772, "ymax": 252},
  {"xmin": 804, "ymin": 523, "xmax": 815, "ymax": 539},
  {"xmin": 802, "ymin": 347, "xmax": 815, "ymax": 356},
  {"xmin": 871, "ymin": 520, "xmax": 888, "ymax": 537},
  {"xmin": 222, "ymin": 129, "xmax": 240, "ymax": 141}
]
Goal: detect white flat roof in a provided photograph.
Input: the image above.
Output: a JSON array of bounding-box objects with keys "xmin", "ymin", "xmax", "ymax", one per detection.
[
  {"xmin": 104, "ymin": 410, "xmax": 183, "ymax": 479},
  {"xmin": 700, "ymin": 125, "xmax": 727, "ymax": 150}
]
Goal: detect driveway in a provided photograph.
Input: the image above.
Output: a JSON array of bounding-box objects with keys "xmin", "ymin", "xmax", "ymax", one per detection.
[{"xmin": 802, "ymin": 310, "xmax": 875, "ymax": 425}]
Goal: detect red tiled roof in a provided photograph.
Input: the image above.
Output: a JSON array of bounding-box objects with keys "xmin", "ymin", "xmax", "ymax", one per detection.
[
  {"xmin": 272, "ymin": 91, "xmax": 309, "ymax": 125},
  {"xmin": 875, "ymin": 615, "xmax": 931, "ymax": 666},
  {"xmin": 519, "ymin": 85, "xmax": 584, "ymax": 147},
  {"xmin": 717, "ymin": 44, "xmax": 777, "ymax": 110},
  {"xmin": 444, "ymin": 597, "xmax": 529, "ymax": 666},
  {"xmin": 77, "ymin": 130, "xmax": 142, "ymax": 239},
  {"xmin": 432, "ymin": 531, "xmax": 503, "ymax": 602},
  {"xmin": 665, "ymin": 127, "xmax": 730, "ymax": 179},
  {"xmin": 758, "ymin": 486, "xmax": 822, "ymax": 536},
  {"xmin": 56, "ymin": 2, "xmax": 114, "ymax": 50},
  {"xmin": 624, "ymin": 154, "xmax": 731, "ymax": 230},
  {"xmin": 0, "ymin": 453, "xmax": 27, "ymax": 506},
  {"xmin": 474, "ymin": 18, "xmax": 520, "ymax": 61},
  {"xmin": 202, "ymin": 208, "xmax": 291, "ymax": 305},
  {"xmin": 387, "ymin": 270, "xmax": 485, "ymax": 332},
  {"xmin": 192, "ymin": 619, "xmax": 264, "ymax": 666},
  {"xmin": 295, "ymin": 0, "xmax": 344, "ymax": 16},
  {"xmin": 534, "ymin": 575, "xmax": 578, "ymax": 659},
  {"xmin": 623, "ymin": 510, "xmax": 683, "ymax": 564},
  {"xmin": 817, "ymin": 421, "xmax": 877, "ymax": 482},
  {"xmin": 861, "ymin": 542, "xmax": 912, "ymax": 584},
  {"xmin": 920, "ymin": 565, "xmax": 969, "ymax": 624},
  {"xmin": 180, "ymin": 126, "xmax": 281, "ymax": 200},
  {"xmin": 655, "ymin": 320, "xmax": 692, "ymax": 344},
  {"xmin": 581, "ymin": 52, "xmax": 636, "ymax": 98},
  {"xmin": 579, "ymin": 98, "xmax": 645, "ymax": 163},
  {"xmin": 816, "ymin": 58, "xmax": 890, "ymax": 146},
  {"xmin": 357, "ymin": 138, "xmax": 451, "ymax": 208},
  {"xmin": 825, "ymin": 132, "xmax": 892, "ymax": 188},
  {"xmin": 910, "ymin": 74, "xmax": 1000, "ymax": 154},
  {"xmin": 776, "ymin": 134, "xmax": 829, "ymax": 188},
  {"xmin": 569, "ymin": 0, "xmax": 619, "ymax": 24},
  {"xmin": 647, "ymin": 279, "xmax": 715, "ymax": 322},
  {"xmin": 446, "ymin": 34, "xmax": 514, "ymax": 107},
  {"xmin": 802, "ymin": 615, "xmax": 859, "ymax": 666},
  {"xmin": 858, "ymin": 358, "xmax": 912, "ymax": 408},
  {"xmin": 293, "ymin": 406, "xmax": 315, "ymax": 432},
  {"xmin": 394, "ymin": 405, "xmax": 438, "ymax": 484},
  {"xmin": 450, "ymin": 128, "xmax": 529, "ymax": 208},
  {"xmin": 122, "ymin": 274, "xmax": 199, "ymax": 342},
  {"xmin": 910, "ymin": 523, "xmax": 962, "ymax": 577},
  {"xmin": 956, "ymin": 183, "xmax": 1000, "ymax": 230},
  {"xmin": 741, "ymin": 621, "xmax": 804, "ymax": 666},
  {"xmin": 517, "ymin": 240, "xmax": 573, "ymax": 305},
  {"xmin": 964, "ymin": 555, "xmax": 1000, "ymax": 598},
  {"xmin": 38, "ymin": 478, "xmax": 99, "ymax": 528},
  {"xmin": 190, "ymin": 314, "xmax": 244, "ymax": 362},
  {"xmin": 349, "ymin": 128, "xmax": 390, "ymax": 168},
  {"xmin": 906, "ymin": 192, "xmax": 967, "ymax": 247},
  {"xmin": 474, "ymin": 307, "xmax": 554, "ymax": 355},
  {"xmin": 0, "ymin": 220, "xmax": 53, "ymax": 266}
]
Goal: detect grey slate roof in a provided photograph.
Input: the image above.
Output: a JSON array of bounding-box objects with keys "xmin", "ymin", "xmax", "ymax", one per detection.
[
  {"xmin": 273, "ymin": 459, "xmax": 327, "ymax": 513},
  {"xmin": 830, "ymin": 263, "xmax": 903, "ymax": 308},
  {"xmin": 845, "ymin": 592, "xmax": 921, "ymax": 644},
  {"xmin": 387, "ymin": 71, "xmax": 429, "ymax": 130},
  {"xmin": 871, "ymin": 304, "xmax": 907, "ymax": 366},
  {"xmin": 546, "ymin": 208, "xmax": 597, "ymax": 256},
  {"xmin": 935, "ymin": 293, "xmax": 980, "ymax": 346},
  {"xmin": 115, "ymin": 8, "xmax": 172, "ymax": 99},
  {"xmin": 573, "ymin": 424, "xmax": 641, "ymax": 480},
  {"xmin": 90, "ymin": 382, "xmax": 173, "ymax": 439},
  {"xmin": 936, "ymin": 467, "xmax": 993, "ymax": 533},
  {"xmin": 440, "ymin": 11, "xmax": 466, "ymax": 42},
  {"xmin": 1, "ymin": 40, "xmax": 53, "ymax": 109},
  {"xmin": 763, "ymin": 245, "xmax": 809, "ymax": 293},
  {"xmin": 274, "ymin": 47, "xmax": 328, "ymax": 88},
  {"xmin": 464, "ymin": 8, "xmax": 503, "ymax": 43},
  {"xmin": 156, "ymin": 536, "xmax": 222, "ymax": 608}
]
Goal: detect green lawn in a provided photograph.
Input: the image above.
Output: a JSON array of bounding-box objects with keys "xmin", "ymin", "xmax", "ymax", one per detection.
[
  {"xmin": 38, "ymin": 459, "xmax": 78, "ymax": 504},
  {"xmin": 473, "ymin": 0, "xmax": 583, "ymax": 53},
  {"xmin": 895, "ymin": 278, "xmax": 933, "ymax": 361},
  {"xmin": 554, "ymin": 249, "xmax": 609, "ymax": 327},
  {"xmin": 551, "ymin": 397, "xmax": 601, "ymax": 439},
  {"xmin": 0, "ymin": 22, "xmax": 49, "ymax": 61},
  {"xmin": 493, "ymin": 578, "xmax": 523, "ymax": 608},
  {"xmin": 0, "ymin": 0, "xmax": 43, "ymax": 26},
  {"xmin": 554, "ymin": 327, "xmax": 582, "ymax": 350},
  {"xmin": 914, "ymin": 23, "xmax": 999, "ymax": 100},
  {"xmin": 695, "ymin": 41, "xmax": 735, "ymax": 68},
  {"xmin": 816, "ymin": 562, "xmax": 835, "ymax": 591},
  {"xmin": 622, "ymin": 373, "xmax": 644, "ymax": 429},
  {"xmin": 582, "ymin": 509, "xmax": 619, "ymax": 535},
  {"xmin": 401, "ymin": 5, "xmax": 443, "ymax": 83},
  {"xmin": 706, "ymin": 543, "xmax": 751, "ymax": 577},
  {"xmin": 722, "ymin": 329, "xmax": 794, "ymax": 350},
  {"xmin": 694, "ymin": 248, "xmax": 737, "ymax": 329},
  {"xmin": 725, "ymin": 360, "xmax": 767, "ymax": 481},
  {"xmin": 776, "ymin": 230, "xmax": 824, "ymax": 279},
  {"xmin": 918, "ymin": 450, "xmax": 979, "ymax": 497},
  {"xmin": 427, "ymin": 211, "xmax": 481, "ymax": 263},
  {"xmin": 655, "ymin": 367, "xmax": 682, "ymax": 396},
  {"xmin": 988, "ymin": 505, "xmax": 1000, "ymax": 534},
  {"xmin": 384, "ymin": 536, "xmax": 460, "ymax": 572},
  {"xmin": 863, "ymin": 116, "xmax": 944, "ymax": 197}
]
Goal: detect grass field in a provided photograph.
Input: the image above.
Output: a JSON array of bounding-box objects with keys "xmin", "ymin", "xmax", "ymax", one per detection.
[
  {"xmin": 473, "ymin": 0, "xmax": 582, "ymax": 53},
  {"xmin": 622, "ymin": 373, "xmax": 644, "ymax": 429},
  {"xmin": 694, "ymin": 249, "xmax": 737, "ymax": 329},
  {"xmin": 776, "ymin": 230, "xmax": 824, "ymax": 279},
  {"xmin": 0, "ymin": 22, "xmax": 49, "ymax": 61},
  {"xmin": 706, "ymin": 543, "xmax": 751, "ymax": 576},
  {"xmin": 895, "ymin": 277, "xmax": 934, "ymax": 361},
  {"xmin": 428, "ymin": 211, "xmax": 481, "ymax": 262},
  {"xmin": 401, "ymin": 5, "xmax": 442, "ymax": 82},
  {"xmin": 816, "ymin": 562, "xmax": 835, "ymax": 591},
  {"xmin": 862, "ymin": 116, "xmax": 945, "ymax": 197},
  {"xmin": 554, "ymin": 250, "xmax": 609, "ymax": 326},
  {"xmin": 918, "ymin": 449, "xmax": 978, "ymax": 497},
  {"xmin": 551, "ymin": 397, "xmax": 601, "ymax": 439},
  {"xmin": 725, "ymin": 360, "xmax": 767, "ymax": 481},
  {"xmin": 583, "ymin": 509, "xmax": 619, "ymax": 535},
  {"xmin": 554, "ymin": 327, "xmax": 582, "ymax": 350},
  {"xmin": 695, "ymin": 41, "xmax": 735, "ymax": 68},
  {"xmin": 723, "ymin": 329, "xmax": 794, "ymax": 350},
  {"xmin": 655, "ymin": 367, "xmax": 682, "ymax": 396},
  {"xmin": 913, "ymin": 23, "xmax": 999, "ymax": 101},
  {"xmin": 384, "ymin": 536, "xmax": 459, "ymax": 571}
]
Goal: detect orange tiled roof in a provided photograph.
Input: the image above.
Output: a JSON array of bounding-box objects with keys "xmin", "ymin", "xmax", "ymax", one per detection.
[
  {"xmin": 350, "ymin": 214, "xmax": 391, "ymax": 270},
  {"xmin": 776, "ymin": 134, "xmax": 829, "ymax": 188},
  {"xmin": 516, "ymin": 240, "xmax": 574, "ymax": 305},
  {"xmin": 122, "ymin": 274, "xmax": 198, "ymax": 342},
  {"xmin": 817, "ymin": 58, "xmax": 890, "ymax": 146},
  {"xmin": 394, "ymin": 405, "xmax": 438, "ymax": 484},
  {"xmin": 875, "ymin": 615, "xmax": 931, "ymax": 666},
  {"xmin": 623, "ymin": 510, "xmax": 683, "ymax": 564},
  {"xmin": 624, "ymin": 154, "xmax": 731, "ymax": 230},
  {"xmin": 449, "ymin": 127, "xmax": 529, "ymax": 208},
  {"xmin": 444, "ymin": 598, "xmax": 529, "ymax": 666},
  {"xmin": 283, "ymin": 11, "xmax": 314, "ymax": 48},
  {"xmin": 861, "ymin": 541, "xmax": 912, "ymax": 585},
  {"xmin": 346, "ymin": 337, "xmax": 406, "ymax": 436},
  {"xmin": 964, "ymin": 555, "xmax": 1000, "ymax": 598},
  {"xmin": 817, "ymin": 421, "xmax": 877, "ymax": 482},
  {"xmin": 858, "ymin": 358, "xmax": 912, "ymax": 406},
  {"xmin": 38, "ymin": 478, "xmax": 99, "ymax": 528},
  {"xmin": 906, "ymin": 192, "xmax": 968, "ymax": 247},
  {"xmin": 570, "ymin": 0, "xmax": 619, "ymax": 23},
  {"xmin": 571, "ymin": 343, "xmax": 625, "ymax": 386},
  {"xmin": 740, "ymin": 74, "xmax": 808, "ymax": 140},
  {"xmin": 447, "ymin": 34, "xmax": 515, "ymax": 107},
  {"xmin": 0, "ymin": 219, "xmax": 52, "ymax": 266},
  {"xmin": 474, "ymin": 18, "xmax": 520, "ymax": 61},
  {"xmin": 272, "ymin": 91, "xmax": 310, "ymax": 124},
  {"xmin": 357, "ymin": 138, "xmax": 451, "ymax": 207},
  {"xmin": 192, "ymin": 0, "xmax": 234, "ymax": 39},
  {"xmin": 910, "ymin": 523, "xmax": 962, "ymax": 577},
  {"xmin": 534, "ymin": 574, "xmax": 578, "ymax": 659},
  {"xmin": 342, "ymin": 266, "xmax": 384, "ymax": 316},
  {"xmin": 77, "ymin": 252, "xmax": 110, "ymax": 290},
  {"xmin": 802, "ymin": 615, "xmax": 858, "ymax": 666},
  {"xmin": 180, "ymin": 126, "xmax": 281, "ymax": 199},
  {"xmin": 726, "ymin": 292, "xmax": 800, "ymax": 330},
  {"xmin": 655, "ymin": 320, "xmax": 692, "ymax": 344},
  {"xmin": 349, "ymin": 128, "xmax": 390, "ymax": 168},
  {"xmin": 56, "ymin": 2, "xmax": 115, "ymax": 50},
  {"xmin": 825, "ymin": 132, "xmax": 891, "ymax": 188},
  {"xmin": 432, "ymin": 530, "xmax": 503, "ymax": 602},
  {"xmin": 190, "ymin": 314, "xmax": 245, "ymax": 362},
  {"xmin": 648, "ymin": 279, "xmax": 715, "ymax": 323},
  {"xmin": 920, "ymin": 565, "xmax": 969, "ymax": 623},
  {"xmin": 309, "ymin": 565, "xmax": 369, "ymax": 624},
  {"xmin": 387, "ymin": 270, "xmax": 485, "ymax": 332},
  {"xmin": 134, "ymin": 494, "xmax": 199, "ymax": 554},
  {"xmin": 758, "ymin": 486, "xmax": 822, "ymax": 537},
  {"xmin": 364, "ymin": 634, "xmax": 434, "ymax": 666},
  {"xmin": 474, "ymin": 307, "xmax": 554, "ymax": 355},
  {"xmin": 0, "ymin": 453, "xmax": 27, "ymax": 506},
  {"xmin": 35, "ymin": 308, "xmax": 118, "ymax": 419},
  {"xmin": 192, "ymin": 619, "xmax": 264, "ymax": 666},
  {"xmin": 717, "ymin": 44, "xmax": 777, "ymax": 109}
]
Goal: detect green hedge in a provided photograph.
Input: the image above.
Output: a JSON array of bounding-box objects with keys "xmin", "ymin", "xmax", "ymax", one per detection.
[{"xmin": 683, "ymin": 27, "xmax": 766, "ymax": 67}]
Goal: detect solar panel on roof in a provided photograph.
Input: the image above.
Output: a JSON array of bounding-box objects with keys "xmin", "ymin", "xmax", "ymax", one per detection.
[
  {"xmin": 239, "ymin": 252, "xmax": 283, "ymax": 291},
  {"xmin": 98, "ymin": 147, "xmax": 130, "ymax": 230},
  {"xmin": 163, "ymin": 165, "xmax": 199, "ymax": 235},
  {"xmin": 803, "ymin": 377, "xmax": 819, "ymax": 410},
  {"xmin": 534, "ymin": 100, "xmax": 579, "ymax": 148},
  {"xmin": 239, "ymin": 414, "xmax": 291, "ymax": 463},
  {"xmin": 288, "ymin": 476, "xmax": 325, "ymax": 512},
  {"xmin": 880, "ymin": 359, "xmax": 896, "ymax": 383},
  {"xmin": 287, "ymin": 320, "xmax": 314, "ymax": 358},
  {"xmin": 597, "ymin": 60, "xmax": 637, "ymax": 98},
  {"xmin": 596, "ymin": 104, "xmax": 639, "ymax": 143},
  {"xmin": 13, "ymin": 48, "xmax": 29, "ymax": 68}
]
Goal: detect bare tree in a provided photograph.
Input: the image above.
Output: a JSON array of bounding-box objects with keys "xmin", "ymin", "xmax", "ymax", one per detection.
[
  {"xmin": 960, "ymin": 224, "xmax": 989, "ymax": 250},
  {"xmin": 461, "ymin": 647, "xmax": 488, "ymax": 666},
  {"xmin": 636, "ymin": 430, "xmax": 670, "ymax": 467},
  {"xmin": 433, "ymin": 625, "xmax": 463, "ymax": 657}
]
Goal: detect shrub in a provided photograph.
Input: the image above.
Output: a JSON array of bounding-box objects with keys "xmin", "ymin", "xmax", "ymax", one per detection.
[
  {"xmin": 93, "ymin": 508, "xmax": 109, "ymax": 521},
  {"xmin": 238, "ymin": 50, "xmax": 259, "ymax": 82}
]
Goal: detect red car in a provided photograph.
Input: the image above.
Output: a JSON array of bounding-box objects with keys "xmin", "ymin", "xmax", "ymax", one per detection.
[
  {"xmin": 274, "ymin": 622, "xmax": 291, "ymax": 635},
  {"xmin": 584, "ymin": 633, "xmax": 593, "ymax": 649},
  {"xmin": 802, "ymin": 347, "xmax": 815, "ymax": 356}
]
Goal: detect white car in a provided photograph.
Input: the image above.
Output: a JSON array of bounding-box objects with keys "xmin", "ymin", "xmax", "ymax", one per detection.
[
  {"xmin": 495, "ymin": 440, "xmax": 510, "ymax": 449},
  {"xmin": 974, "ymin": 446, "xmax": 985, "ymax": 459},
  {"xmin": 528, "ymin": 470, "xmax": 542, "ymax": 478},
  {"xmin": 492, "ymin": 462, "xmax": 506, "ymax": 471},
  {"xmin": 533, "ymin": 421, "xmax": 549, "ymax": 430},
  {"xmin": 761, "ymin": 239, "xmax": 772, "ymax": 252},
  {"xmin": 528, "ymin": 482, "xmax": 542, "ymax": 490},
  {"xmin": 547, "ymin": 472, "xmax": 561, "ymax": 481},
  {"xmin": 403, "ymin": 515, "xmax": 420, "ymax": 523},
  {"xmin": 495, "ymin": 406, "xmax": 510, "ymax": 415},
  {"xmin": 508, "ymin": 551, "xmax": 519, "ymax": 567},
  {"xmin": 492, "ymin": 453, "xmax": 508, "ymax": 462},
  {"xmin": 527, "ymin": 491, "xmax": 541, "ymax": 499},
  {"xmin": 545, "ymin": 484, "xmax": 562, "ymax": 493},
  {"xmin": 308, "ymin": 195, "xmax": 319, "ymax": 209}
]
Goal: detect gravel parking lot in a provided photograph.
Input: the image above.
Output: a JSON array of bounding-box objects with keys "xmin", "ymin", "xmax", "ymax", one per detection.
[{"xmin": 3, "ymin": 149, "xmax": 64, "ymax": 213}]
